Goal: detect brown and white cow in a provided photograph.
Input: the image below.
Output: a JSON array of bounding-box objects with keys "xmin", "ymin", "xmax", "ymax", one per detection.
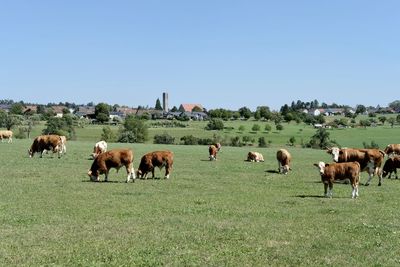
[
  {"xmin": 28, "ymin": 135, "xmax": 63, "ymax": 158},
  {"xmin": 314, "ymin": 161, "xmax": 361, "ymax": 198},
  {"xmin": 0, "ymin": 130, "xmax": 13, "ymax": 143},
  {"xmin": 88, "ymin": 148, "xmax": 135, "ymax": 182},
  {"xmin": 327, "ymin": 147, "xmax": 385, "ymax": 186},
  {"xmin": 92, "ymin": 140, "xmax": 108, "ymax": 159},
  {"xmin": 247, "ymin": 151, "xmax": 264, "ymax": 162},
  {"xmin": 209, "ymin": 145, "xmax": 218, "ymax": 161},
  {"xmin": 136, "ymin": 150, "xmax": 174, "ymax": 179},
  {"xmin": 276, "ymin": 149, "xmax": 291, "ymax": 174},
  {"xmin": 382, "ymin": 156, "xmax": 400, "ymax": 179},
  {"xmin": 384, "ymin": 144, "xmax": 400, "ymax": 157}
]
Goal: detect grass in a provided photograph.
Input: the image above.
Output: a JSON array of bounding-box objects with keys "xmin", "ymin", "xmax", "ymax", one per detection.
[{"xmin": 1, "ymin": 137, "xmax": 400, "ymax": 266}]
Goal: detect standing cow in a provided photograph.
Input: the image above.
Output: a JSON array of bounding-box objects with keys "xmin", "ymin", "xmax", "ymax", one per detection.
[
  {"xmin": 88, "ymin": 148, "xmax": 135, "ymax": 182},
  {"xmin": 137, "ymin": 150, "xmax": 174, "ymax": 179},
  {"xmin": 92, "ymin": 140, "xmax": 108, "ymax": 159},
  {"xmin": 209, "ymin": 145, "xmax": 218, "ymax": 161},
  {"xmin": 314, "ymin": 161, "xmax": 361, "ymax": 198},
  {"xmin": 327, "ymin": 147, "xmax": 385, "ymax": 186},
  {"xmin": 0, "ymin": 130, "xmax": 13, "ymax": 143},
  {"xmin": 28, "ymin": 135, "xmax": 63, "ymax": 158},
  {"xmin": 277, "ymin": 149, "xmax": 291, "ymax": 174}
]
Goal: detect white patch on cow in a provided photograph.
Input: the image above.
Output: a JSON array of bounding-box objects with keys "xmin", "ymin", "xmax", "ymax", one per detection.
[
  {"xmin": 317, "ymin": 161, "xmax": 326, "ymax": 175},
  {"xmin": 330, "ymin": 147, "xmax": 340, "ymax": 162}
]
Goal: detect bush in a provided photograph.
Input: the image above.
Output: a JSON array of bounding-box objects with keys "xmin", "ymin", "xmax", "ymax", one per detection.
[
  {"xmin": 230, "ymin": 136, "xmax": 243, "ymax": 147},
  {"xmin": 252, "ymin": 124, "xmax": 261, "ymax": 132},
  {"xmin": 154, "ymin": 132, "xmax": 175, "ymax": 144},
  {"xmin": 363, "ymin": 140, "xmax": 380, "ymax": 149},
  {"xmin": 181, "ymin": 135, "xmax": 199, "ymax": 145},
  {"xmin": 118, "ymin": 115, "xmax": 148, "ymax": 143},
  {"xmin": 206, "ymin": 119, "xmax": 224, "ymax": 130},
  {"xmin": 258, "ymin": 137, "xmax": 267, "ymax": 147},
  {"xmin": 101, "ymin": 126, "xmax": 116, "ymax": 142}
]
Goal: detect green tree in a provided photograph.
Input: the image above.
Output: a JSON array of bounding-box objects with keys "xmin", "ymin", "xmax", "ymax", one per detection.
[
  {"xmin": 155, "ymin": 98, "xmax": 163, "ymax": 110},
  {"xmin": 0, "ymin": 112, "xmax": 22, "ymax": 130},
  {"xmin": 43, "ymin": 115, "xmax": 76, "ymax": 139},
  {"xmin": 9, "ymin": 103, "xmax": 24, "ymax": 115},
  {"xmin": 308, "ymin": 128, "xmax": 335, "ymax": 149},
  {"xmin": 264, "ymin": 124, "xmax": 272, "ymax": 132},
  {"xmin": 238, "ymin": 125, "xmax": 245, "ymax": 132},
  {"xmin": 258, "ymin": 137, "xmax": 267, "ymax": 147},
  {"xmin": 238, "ymin": 106, "xmax": 252, "ymax": 120},
  {"xmin": 356, "ymin": 105, "xmax": 366, "ymax": 114},
  {"xmin": 252, "ymin": 124, "xmax": 261, "ymax": 132},
  {"xmin": 101, "ymin": 126, "xmax": 116, "ymax": 142},
  {"xmin": 118, "ymin": 115, "xmax": 148, "ymax": 143},
  {"xmin": 95, "ymin": 103, "xmax": 110, "ymax": 124},
  {"xmin": 276, "ymin": 124, "xmax": 284, "ymax": 131},
  {"xmin": 170, "ymin": 106, "xmax": 178, "ymax": 112},
  {"xmin": 378, "ymin": 116, "xmax": 387, "ymax": 125},
  {"xmin": 388, "ymin": 117, "xmax": 396, "ymax": 128}
]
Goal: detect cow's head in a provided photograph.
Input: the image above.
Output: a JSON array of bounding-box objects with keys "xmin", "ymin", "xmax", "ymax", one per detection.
[
  {"xmin": 280, "ymin": 165, "xmax": 290, "ymax": 175},
  {"xmin": 314, "ymin": 162, "xmax": 327, "ymax": 175},
  {"xmin": 136, "ymin": 169, "xmax": 143, "ymax": 178},
  {"xmin": 88, "ymin": 170, "xmax": 99, "ymax": 182},
  {"xmin": 28, "ymin": 148, "xmax": 33, "ymax": 158},
  {"xmin": 327, "ymin": 147, "xmax": 340, "ymax": 162}
]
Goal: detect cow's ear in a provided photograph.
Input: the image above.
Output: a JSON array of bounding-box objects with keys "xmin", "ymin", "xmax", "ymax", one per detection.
[
  {"xmin": 325, "ymin": 164, "xmax": 330, "ymax": 167},
  {"xmin": 313, "ymin": 163, "xmax": 319, "ymax": 168}
]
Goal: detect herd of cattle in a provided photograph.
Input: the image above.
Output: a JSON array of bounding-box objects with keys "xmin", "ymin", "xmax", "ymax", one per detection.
[{"xmin": 2, "ymin": 129, "xmax": 400, "ymax": 199}]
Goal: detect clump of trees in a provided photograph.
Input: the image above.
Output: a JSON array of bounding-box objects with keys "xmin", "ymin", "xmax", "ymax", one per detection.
[{"xmin": 118, "ymin": 115, "xmax": 148, "ymax": 143}]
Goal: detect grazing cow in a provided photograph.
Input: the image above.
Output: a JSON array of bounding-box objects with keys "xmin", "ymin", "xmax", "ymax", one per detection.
[
  {"xmin": 247, "ymin": 151, "xmax": 264, "ymax": 162},
  {"xmin": 88, "ymin": 148, "xmax": 135, "ymax": 182},
  {"xmin": 382, "ymin": 156, "xmax": 400, "ymax": 179},
  {"xmin": 0, "ymin": 130, "xmax": 13, "ymax": 143},
  {"xmin": 209, "ymin": 145, "xmax": 218, "ymax": 161},
  {"xmin": 314, "ymin": 161, "xmax": 361, "ymax": 198},
  {"xmin": 276, "ymin": 149, "xmax": 291, "ymax": 174},
  {"xmin": 327, "ymin": 147, "xmax": 385, "ymax": 186},
  {"xmin": 28, "ymin": 135, "xmax": 63, "ymax": 158},
  {"xmin": 384, "ymin": 144, "xmax": 400, "ymax": 157},
  {"xmin": 137, "ymin": 150, "xmax": 174, "ymax": 179},
  {"xmin": 214, "ymin": 143, "xmax": 222, "ymax": 152},
  {"xmin": 92, "ymin": 140, "xmax": 108, "ymax": 159}
]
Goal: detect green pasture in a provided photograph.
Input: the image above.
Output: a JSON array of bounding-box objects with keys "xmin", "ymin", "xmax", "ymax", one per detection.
[{"xmin": 1, "ymin": 138, "xmax": 400, "ymax": 266}]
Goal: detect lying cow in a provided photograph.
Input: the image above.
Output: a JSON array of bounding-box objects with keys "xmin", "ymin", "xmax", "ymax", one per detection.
[
  {"xmin": 0, "ymin": 130, "xmax": 13, "ymax": 143},
  {"xmin": 382, "ymin": 156, "xmax": 400, "ymax": 179},
  {"xmin": 209, "ymin": 145, "xmax": 218, "ymax": 161},
  {"xmin": 384, "ymin": 144, "xmax": 400, "ymax": 157},
  {"xmin": 247, "ymin": 151, "xmax": 264, "ymax": 162},
  {"xmin": 327, "ymin": 147, "xmax": 385, "ymax": 186},
  {"xmin": 314, "ymin": 161, "xmax": 361, "ymax": 198},
  {"xmin": 88, "ymin": 148, "xmax": 135, "ymax": 182},
  {"xmin": 137, "ymin": 150, "xmax": 174, "ymax": 179},
  {"xmin": 92, "ymin": 140, "xmax": 108, "ymax": 159},
  {"xmin": 28, "ymin": 135, "xmax": 63, "ymax": 158},
  {"xmin": 276, "ymin": 149, "xmax": 291, "ymax": 174}
]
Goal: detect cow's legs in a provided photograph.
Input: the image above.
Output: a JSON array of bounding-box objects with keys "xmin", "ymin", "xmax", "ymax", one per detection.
[
  {"xmin": 395, "ymin": 169, "xmax": 398, "ymax": 179},
  {"xmin": 126, "ymin": 165, "xmax": 136, "ymax": 183},
  {"xmin": 105, "ymin": 171, "xmax": 109, "ymax": 182}
]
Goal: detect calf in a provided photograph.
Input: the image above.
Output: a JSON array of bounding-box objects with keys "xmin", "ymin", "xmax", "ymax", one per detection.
[
  {"xmin": 276, "ymin": 149, "xmax": 291, "ymax": 174},
  {"xmin": 28, "ymin": 135, "xmax": 63, "ymax": 158},
  {"xmin": 137, "ymin": 150, "xmax": 174, "ymax": 179},
  {"xmin": 384, "ymin": 144, "xmax": 400, "ymax": 157},
  {"xmin": 327, "ymin": 147, "xmax": 385, "ymax": 186},
  {"xmin": 88, "ymin": 148, "xmax": 135, "ymax": 182},
  {"xmin": 247, "ymin": 151, "xmax": 264, "ymax": 162},
  {"xmin": 92, "ymin": 140, "xmax": 108, "ymax": 159},
  {"xmin": 314, "ymin": 161, "xmax": 361, "ymax": 198},
  {"xmin": 209, "ymin": 145, "xmax": 218, "ymax": 161},
  {"xmin": 382, "ymin": 156, "xmax": 400, "ymax": 179},
  {"xmin": 0, "ymin": 130, "xmax": 13, "ymax": 143}
]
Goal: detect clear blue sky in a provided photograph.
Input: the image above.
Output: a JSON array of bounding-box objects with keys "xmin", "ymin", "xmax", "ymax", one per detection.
[{"xmin": 1, "ymin": 0, "xmax": 399, "ymax": 111}]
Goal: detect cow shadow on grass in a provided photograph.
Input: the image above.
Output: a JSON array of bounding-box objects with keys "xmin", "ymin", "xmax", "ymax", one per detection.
[{"xmin": 265, "ymin": 170, "xmax": 279, "ymax": 174}]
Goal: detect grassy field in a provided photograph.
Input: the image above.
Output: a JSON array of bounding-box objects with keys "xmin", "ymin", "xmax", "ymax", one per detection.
[{"xmin": 1, "ymin": 136, "xmax": 400, "ymax": 266}]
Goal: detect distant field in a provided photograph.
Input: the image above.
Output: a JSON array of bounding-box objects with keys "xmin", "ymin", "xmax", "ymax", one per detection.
[
  {"xmin": 1, "ymin": 139, "xmax": 400, "ymax": 266},
  {"xmin": 26, "ymin": 119, "xmax": 400, "ymax": 148}
]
